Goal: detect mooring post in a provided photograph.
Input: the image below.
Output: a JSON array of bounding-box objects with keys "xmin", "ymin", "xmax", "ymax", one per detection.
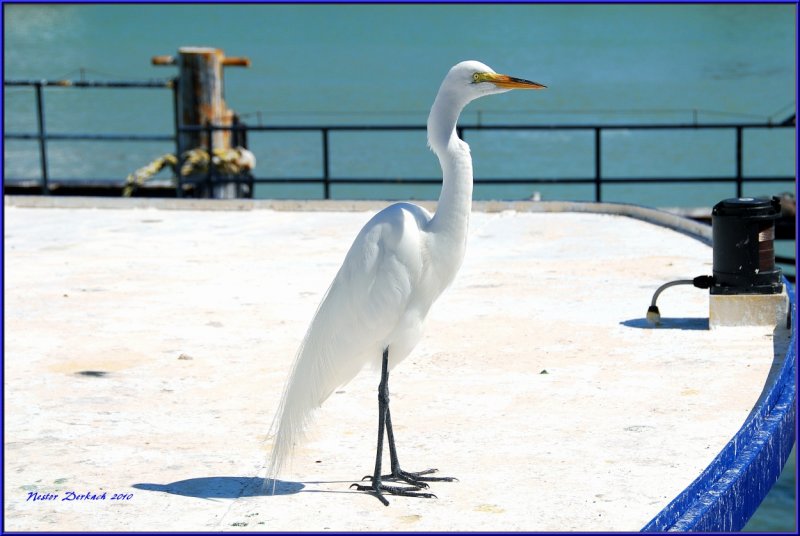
[{"xmin": 152, "ymin": 47, "xmax": 250, "ymax": 198}]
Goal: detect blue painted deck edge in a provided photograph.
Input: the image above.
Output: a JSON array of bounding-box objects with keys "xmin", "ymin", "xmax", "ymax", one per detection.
[{"xmin": 641, "ymin": 280, "xmax": 797, "ymax": 532}]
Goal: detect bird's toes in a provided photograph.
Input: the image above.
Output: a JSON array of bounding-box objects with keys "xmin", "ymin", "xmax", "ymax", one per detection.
[
  {"xmin": 393, "ymin": 475, "xmax": 430, "ymax": 488},
  {"xmin": 413, "ymin": 468, "xmax": 439, "ymax": 476}
]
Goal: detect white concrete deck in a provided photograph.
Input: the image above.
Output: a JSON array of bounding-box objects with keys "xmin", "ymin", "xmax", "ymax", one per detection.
[{"xmin": 3, "ymin": 197, "xmax": 788, "ymax": 531}]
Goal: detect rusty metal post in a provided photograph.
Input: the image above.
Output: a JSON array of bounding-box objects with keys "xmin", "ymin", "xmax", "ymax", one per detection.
[{"xmin": 153, "ymin": 47, "xmax": 250, "ymax": 198}]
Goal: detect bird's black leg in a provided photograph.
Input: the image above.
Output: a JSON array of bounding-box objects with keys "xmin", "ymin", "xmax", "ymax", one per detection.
[{"xmin": 350, "ymin": 348, "xmax": 437, "ymax": 505}]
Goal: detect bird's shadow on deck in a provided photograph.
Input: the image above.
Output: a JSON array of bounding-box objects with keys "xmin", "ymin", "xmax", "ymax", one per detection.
[
  {"xmin": 132, "ymin": 476, "xmax": 303, "ymax": 499},
  {"xmin": 620, "ymin": 317, "xmax": 709, "ymax": 330},
  {"xmin": 133, "ymin": 476, "xmax": 364, "ymax": 499}
]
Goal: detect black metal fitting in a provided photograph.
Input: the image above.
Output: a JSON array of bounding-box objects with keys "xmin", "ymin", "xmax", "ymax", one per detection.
[{"xmin": 711, "ymin": 196, "xmax": 783, "ymax": 295}]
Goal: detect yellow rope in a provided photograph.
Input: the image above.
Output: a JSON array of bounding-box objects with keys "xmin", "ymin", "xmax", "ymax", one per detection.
[
  {"xmin": 123, "ymin": 147, "xmax": 255, "ymax": 196},
  {"xmin": 122, "ymin": 154, "xmax": 178, "ymax": 197}
]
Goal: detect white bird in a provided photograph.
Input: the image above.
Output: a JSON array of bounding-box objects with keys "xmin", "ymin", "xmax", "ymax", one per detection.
[{"xmin": 267, "ymin": 60, "xmax": 545, "ymax": 505}]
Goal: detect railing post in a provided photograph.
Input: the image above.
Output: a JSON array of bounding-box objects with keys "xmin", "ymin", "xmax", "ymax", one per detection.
[
  {"xmin": 594, "ymin": 127, "xmax": 602, "ymax": 202},
  {"xmin": 322, "ymin": 128, "xmax": 330, "ymax": 199},
  {"xmin": 206, "ymin": 121, "xmax": 214, "ymax": 197},
  {"xmin": 735, "ymin": 126, "xmax": 743, "ymax": 198},
  {"xmin": 171, "ymin": 77, "xmax": 183, "ymax": 198},
  {"xmin": 34, "ymin": 81, "xmax": 49, "ymax": 194}
]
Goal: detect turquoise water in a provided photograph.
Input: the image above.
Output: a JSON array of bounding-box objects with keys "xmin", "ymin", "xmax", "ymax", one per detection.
[
  {"xmin": 3, "ymin": 4, "xmax": 796, "ymax": 529},
  {"xmin": 4, "ymin": 4, "xmax": 795, "ymax": 205}
]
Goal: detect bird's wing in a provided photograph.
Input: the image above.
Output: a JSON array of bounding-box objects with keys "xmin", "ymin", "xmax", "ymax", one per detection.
[{"xmin": 304, "ymin": 202, "xmax": 430, "ymax": 399}]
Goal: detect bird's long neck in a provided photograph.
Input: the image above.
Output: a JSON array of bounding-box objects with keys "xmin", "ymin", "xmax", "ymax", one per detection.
[{"xmin": 427, "ymin": 91, "xmax": 473, "ymax": 246}]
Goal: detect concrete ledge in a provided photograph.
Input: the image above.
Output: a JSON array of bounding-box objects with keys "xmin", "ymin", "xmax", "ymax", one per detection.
[{"xmin": 4, "ymin": 195, "xmax": 713, "ymax": 242}]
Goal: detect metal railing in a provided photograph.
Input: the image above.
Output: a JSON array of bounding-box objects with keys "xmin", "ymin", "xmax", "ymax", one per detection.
[
  {"xmin": 4, "ymin": 79, "xmax": 178, "ymax": 194},
  {"xmin": 4, "ymin": 78, "xmax": 796, "ymax": 202},
  {"xmin": 197, "ymin": 121, "xmax": 795, "ymax": 201}
]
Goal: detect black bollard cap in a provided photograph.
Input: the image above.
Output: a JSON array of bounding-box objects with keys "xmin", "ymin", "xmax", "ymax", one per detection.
[{"xmin": 712, "ymin": 196, "xmax": 781, "ymax": 219}]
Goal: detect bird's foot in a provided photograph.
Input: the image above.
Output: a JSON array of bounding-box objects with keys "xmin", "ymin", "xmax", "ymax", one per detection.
[
  {"xmin": 350, "ymin": 480, "xmax": 436, "ymax": 506},
  {"xmin": 396, "ymin": 467, "xmax": 459, "ymax": 484},
  {"xmin": 361, "ymin": 468, "xmax": 458, "ymax": 488}
]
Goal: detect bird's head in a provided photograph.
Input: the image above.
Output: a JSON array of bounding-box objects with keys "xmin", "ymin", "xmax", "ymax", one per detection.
[
  {"xmin": 442, "ymin": 60, "xmax": 546, "ymax": 103},
  {"xmin": 428, "ymin": 60, "xmax": 546, "ymax": 152}
]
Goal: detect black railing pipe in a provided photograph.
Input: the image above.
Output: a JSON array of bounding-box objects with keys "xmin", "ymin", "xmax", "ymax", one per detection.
[
  {"xmin": 594, "ymin": 127, "xmax": 602, "ymax": 202},
  {"xmin": 5, "ymin": 133, "xmax": 173, "ymax": 142},
  {"xmin": 172, "ymin": 77, "xmax": 183, "ymax": 198},
  {"xmin": 735, "ymin": 126, "xmax": 743, "ymax": 198},
  {"xmin": 205, "ymin": 121, "xmax": 214, "ymax": 195},
  {"xmin": 34, "ymin": 81, "xmax": 48, "ymax": 194},
  {"xmin": 322, "ymin": 128, "xmax": 330, "ymax": 199},
  {"xmin": 4, "ymin": 79, "xmax": 172, "ymax": 88}
]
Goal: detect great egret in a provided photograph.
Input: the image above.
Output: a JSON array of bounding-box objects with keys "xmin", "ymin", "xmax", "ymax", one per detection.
[{"xmin": 267, "ymin": 60, "xmax": 545, "ymax": 505}]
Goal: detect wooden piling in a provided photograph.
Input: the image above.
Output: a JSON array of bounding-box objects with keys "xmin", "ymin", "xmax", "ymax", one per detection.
[{"xmin": 152, "ymin": 46, "xmax": 250, "ymax": 198}]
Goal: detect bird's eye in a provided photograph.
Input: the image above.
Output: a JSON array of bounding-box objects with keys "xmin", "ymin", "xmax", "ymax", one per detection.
[{"xmin": 472, "ymin": 73, "xmax": 481, "ymax": 83}]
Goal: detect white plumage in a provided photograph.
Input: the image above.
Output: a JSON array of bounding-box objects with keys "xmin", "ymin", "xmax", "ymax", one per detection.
[{"xmin": 267, "ymin": 61, "xmax": 545, "ymax": 501}]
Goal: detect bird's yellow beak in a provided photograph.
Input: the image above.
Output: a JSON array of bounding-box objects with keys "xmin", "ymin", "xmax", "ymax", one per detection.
[{"xmin": 475, "ymin": 72, "xmax": 546, "ymax": 89}]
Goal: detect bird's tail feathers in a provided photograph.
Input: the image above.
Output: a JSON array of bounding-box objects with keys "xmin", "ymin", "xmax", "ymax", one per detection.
[{"xmin": 265, "ymin": 284, "xmax": 367, "ymax": 492}]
